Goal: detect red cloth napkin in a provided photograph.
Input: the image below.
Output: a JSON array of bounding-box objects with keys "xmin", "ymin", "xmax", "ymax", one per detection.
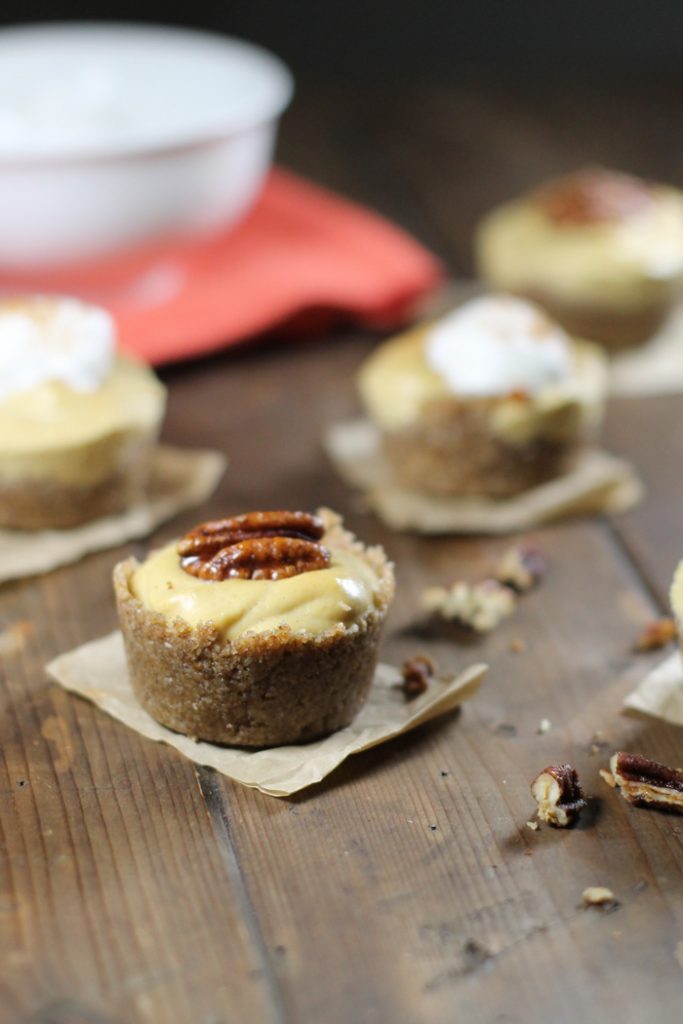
[{"xmin": 0, "ymin": 168, "xmax": 443, "ymax": 365}]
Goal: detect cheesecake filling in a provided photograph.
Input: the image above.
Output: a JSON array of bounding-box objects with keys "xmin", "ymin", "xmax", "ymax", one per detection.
[
  {"xmin": 0, "ymin": 357, "xmax": 166, "ymax": 484},
  {"xmin": 131, "ymin": 540, "xmax": 382, "ymax": 640},
  {"xmin": 477, "ymin": 183, "xmax": 683, "ymax": 309},
  {"xmin": 0, "ymin": 296, "xmax": 165, "ymax": 485},
  {"xmin": 358, "ymin": 297, "xmax": 606, "ymax": 443}
]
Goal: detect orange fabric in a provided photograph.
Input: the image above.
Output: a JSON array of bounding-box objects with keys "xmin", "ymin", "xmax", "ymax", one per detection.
[{"xmin": 0, "ymin": 168, "xmax": 443, "ymax": 365}]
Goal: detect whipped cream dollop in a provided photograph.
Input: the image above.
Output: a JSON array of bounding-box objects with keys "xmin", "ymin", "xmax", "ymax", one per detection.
[
  {"xmin": 424, "ymin": 296, "xmax": 572, "ymax": 397},
  {"xmin": 0, "ymin": 297, "xmax": 115, "ymax": 404}
]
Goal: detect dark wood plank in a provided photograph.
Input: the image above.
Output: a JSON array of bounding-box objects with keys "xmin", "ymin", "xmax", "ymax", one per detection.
[
  {"xmin": 0, "ymin": 552, "xmax": 281, "ymax": 1024},
  {"xmin": 4, "ymin": 79, "xmax": 683, "ymax": 1024},
  {"xmin": 603, "ymin": 396, "xmax": 683, "ymax": 606},
  {"xmin": 185, "ymin": 330, "xmax": 683, "ymax": 1024}
]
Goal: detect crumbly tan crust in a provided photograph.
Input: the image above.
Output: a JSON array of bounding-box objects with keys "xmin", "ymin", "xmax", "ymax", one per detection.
[
  {"xmin": 0, "ymin": 435, "xmax": 156, "ymax": 530},
  {"xmin": 518, "ymin": 288, "xmax": 673, "ymax": 351},
  {"xmin": 114, "ymin": 509, "xmax": 395, "ymax": 747},
  {"xmin": 381, "ymin": 396, "xmax": 581, "ymax": 498}
]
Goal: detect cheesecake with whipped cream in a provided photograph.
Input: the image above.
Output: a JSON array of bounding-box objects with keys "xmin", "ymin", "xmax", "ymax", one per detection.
[
  {"xmin": 0, "ymin": 295, "xmax": 166, "ymax": 530},
  {"xmin": 114, "ymin": 508, "xmax": 395, "ymax": 746},
  {"xmin": 358, "ymin": 295, "xmax": 607, "ymax": 498},
  {"xmin": 476, "ymin": 168, "xmax": 683, "ymax": 349}
]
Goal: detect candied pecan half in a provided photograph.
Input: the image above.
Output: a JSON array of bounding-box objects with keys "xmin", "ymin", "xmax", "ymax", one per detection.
[
  {"xmin": 178, "ymin": 510, "xmax": 324, "ymax": 556},
  {"xmin": 531, "ymin": 764, "xmax": 587, "ymax": 827},
  {"xmin": 179, "ymin": 511, "xmax": 331, "ymax": 581},
  {"xmin": 535, "ymin": 168, "xmax": 653, "ymax": 225},
  {"xmin": 609, "ymin": 752, "xmax": 683, "ymax": 814}
]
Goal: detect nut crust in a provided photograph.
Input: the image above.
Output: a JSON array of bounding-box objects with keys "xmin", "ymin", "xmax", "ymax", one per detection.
[
  {"xmin": 114, "ymin": 509, "xmax": 395, "ymax": 747},
  {"xmin": 382, "ymin": 395, "xmax": 582, "ymax": 499},
  {"xmin": 517, "ymin": 287, "xmax": 672, "ymax": 351}
]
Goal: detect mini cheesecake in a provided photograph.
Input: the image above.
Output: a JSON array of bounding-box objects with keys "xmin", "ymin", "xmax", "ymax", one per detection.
[
  {"xmin": 358, "ymin": 295, "xmax": 607, "ymax": 499},
  {"xmin": 476, "ymin": 168, "xmax": 683, "ymax": 350},
  {"xmin": 670, "ymin": 561, "xmax": 683, "ymax": 655},
  {"xmin": 114, "ymin": 508, "xmax": 395, "ymax": 747},
  {"xmin": 0, "ymin": 296, "xmax": 166, "ymax": 530}
]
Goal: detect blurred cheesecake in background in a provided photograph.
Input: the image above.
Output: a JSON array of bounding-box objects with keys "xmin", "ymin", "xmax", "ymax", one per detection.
[
  {"xmin": 358, "ymin": 295, "xmax": 607, "ymax": 498},
  {"xmin": 0, "ymin": 296, "xmax": 166, "ymax": 529},
  {"xmin": 476, "ymin": 168, "xmax": 683, "ymax": 350}
]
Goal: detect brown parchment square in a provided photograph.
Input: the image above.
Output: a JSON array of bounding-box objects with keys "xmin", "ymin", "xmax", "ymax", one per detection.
[{"xmin": 46, "ymin": 631, "xmax": 487, "ymax": 798}]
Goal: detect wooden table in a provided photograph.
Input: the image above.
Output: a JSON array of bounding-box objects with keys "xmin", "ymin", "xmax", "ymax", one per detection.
[{"xmin": 3, "ymin": 80, "xmax": 683, "ymax": 1024}]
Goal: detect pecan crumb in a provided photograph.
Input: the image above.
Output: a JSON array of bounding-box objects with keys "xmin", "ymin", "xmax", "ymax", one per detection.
[
  {"xmin": 599, "ymin": 768, "xmax": 616, "ymax": 788},
  {"xmin": 0, "ymin": 619, "xmax": 32, "ymax": 656},
  {"xmin": 525, "ymin": 820, "xmax": 540, "ymax": 832},
  {"xmin": 609, "ymin": 752, "xmax": 683, "ymax": 814},
  {"xmin": 537, "ymin": 718, "xmax": 552, "ymax": 735},
  {"xmin": 531, "ymin": 764, "xmax": 586, "ymax": 827},
  {"xmin": 421, "ymin": 579, "xmax": 516, "ymax": 633},
  {"xmin": 581, "ymin": 886, "xmax": 619, "ymax": 911},
  {"xmin": 634, "ymin": 617, "xmax": 677, "ymax": 652},
  {"xmin": 495, "ymin": 544, "xmax": 546, "ymax": 593},
  {"xmin": 400, "ymin": 654, "xmax": 436, "ymax": 701},
  {"xmin": 510, "ymin": 638, "xmax": 526, "ymax": 654}
]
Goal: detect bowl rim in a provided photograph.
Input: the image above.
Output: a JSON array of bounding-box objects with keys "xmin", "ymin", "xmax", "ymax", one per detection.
[{"xmin": 0, "ymin": 21, "xmax": 294, "ymax": 168}]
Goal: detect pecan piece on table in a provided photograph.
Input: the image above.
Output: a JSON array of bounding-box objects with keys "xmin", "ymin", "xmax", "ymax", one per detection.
[
  {"xmin": 581, "ymin": 887, "xmax": 619, "ymax": 912},
  {"xmin": 400, "ymin": 655, "xmax": 436, "ymax": 701},
  {"xmin": 531, "ymin": 763, "xmax": 587, "ymax": 827},
  {"xmin": 494, "ymin": 543, "xmax": 546, "ymax": 594},
  {"xmin": 421, "ymin": 579, "xmax": 516, "ymax": 633},
  {"xmin": 608, "ymin": 752, "xmax": 683, "ymax": 815},
  {"xmin": 179, "ymin": 511, "xmax": 331, "ymax": 581},
  {"xmin": 633, "ymin": 617, "xmax": 677, "ymax": 652}
]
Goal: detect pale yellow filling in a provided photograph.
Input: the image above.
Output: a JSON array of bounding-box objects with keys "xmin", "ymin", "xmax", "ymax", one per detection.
[
  {"xmin": 131, "ymin": 540, "xmax": 382, "ymax": 641},
  {"xmin": 358, "ymin": 324, "xmax": 606, "ymax": 444},
  {"xmin": 476, "ymin": 187, "xmax": 683, "ymax": 309},
  {"xmin": 0, "ymin": 356, "xmax": 166, "ymax": 484},
  {"xmin": 670, "ymin": 561, "xmax": 683, "ymax": 625}
]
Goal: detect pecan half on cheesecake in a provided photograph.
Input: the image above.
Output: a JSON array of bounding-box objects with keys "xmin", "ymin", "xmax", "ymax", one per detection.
[
  {"xmin": 114, "ymin": 508, "xmax": 395, "ymax": 746},
  {"xmin": 0, "ymin": 295, "xmax": 165, "ymax": 530},
  {"xmin": 475, "ymin": 168, "xmax": 683, "ymax": 350},
  {"xmin": 358, "ymin": 294, "xmax": 606, "ymax": 498}
]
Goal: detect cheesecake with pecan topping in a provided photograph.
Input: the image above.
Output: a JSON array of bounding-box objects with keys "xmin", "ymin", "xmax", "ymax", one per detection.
[
  {"xmin": 114, "ymin": 508, "xmax": 394, "ymax": 746},
  {"xmin": 476, "ymin": 168, "xmax": 683, "ymax": 349},
  {"xmin": 358, "ymin": 295, "xmax": 606, "ymax": 498},
  {"xmin": 0, "ymin": 295, "xmax": 165, "ymax": 529}
]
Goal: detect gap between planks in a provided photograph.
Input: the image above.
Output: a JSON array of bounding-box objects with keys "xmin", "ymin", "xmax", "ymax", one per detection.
[{"xmin": 194, "ymin": 766, "xmax": 288, "ymax": 1024}]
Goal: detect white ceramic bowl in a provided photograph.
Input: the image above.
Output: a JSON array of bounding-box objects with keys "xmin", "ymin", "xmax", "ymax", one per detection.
[{"xmin": 0, "ymin": 23, "xmax": 293, "ymax": 267}]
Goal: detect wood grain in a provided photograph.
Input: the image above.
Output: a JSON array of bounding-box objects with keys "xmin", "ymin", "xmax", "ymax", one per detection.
[{"xmin": 2, "ymin": 80, "xmax": 683, "ymax": 1024}]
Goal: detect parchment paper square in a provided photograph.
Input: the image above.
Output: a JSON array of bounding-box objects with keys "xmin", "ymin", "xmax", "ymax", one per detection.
[
  {"xmin": 325, "ymin": 419, "xmax": 642, "ymax": 534},
  {"xmin": 46, "ymin": 631, "xmax": 487, "ymax": 798},
  {"xmin": 624, "ymin": 651, "xmax": 683, "ymax": 727}
]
